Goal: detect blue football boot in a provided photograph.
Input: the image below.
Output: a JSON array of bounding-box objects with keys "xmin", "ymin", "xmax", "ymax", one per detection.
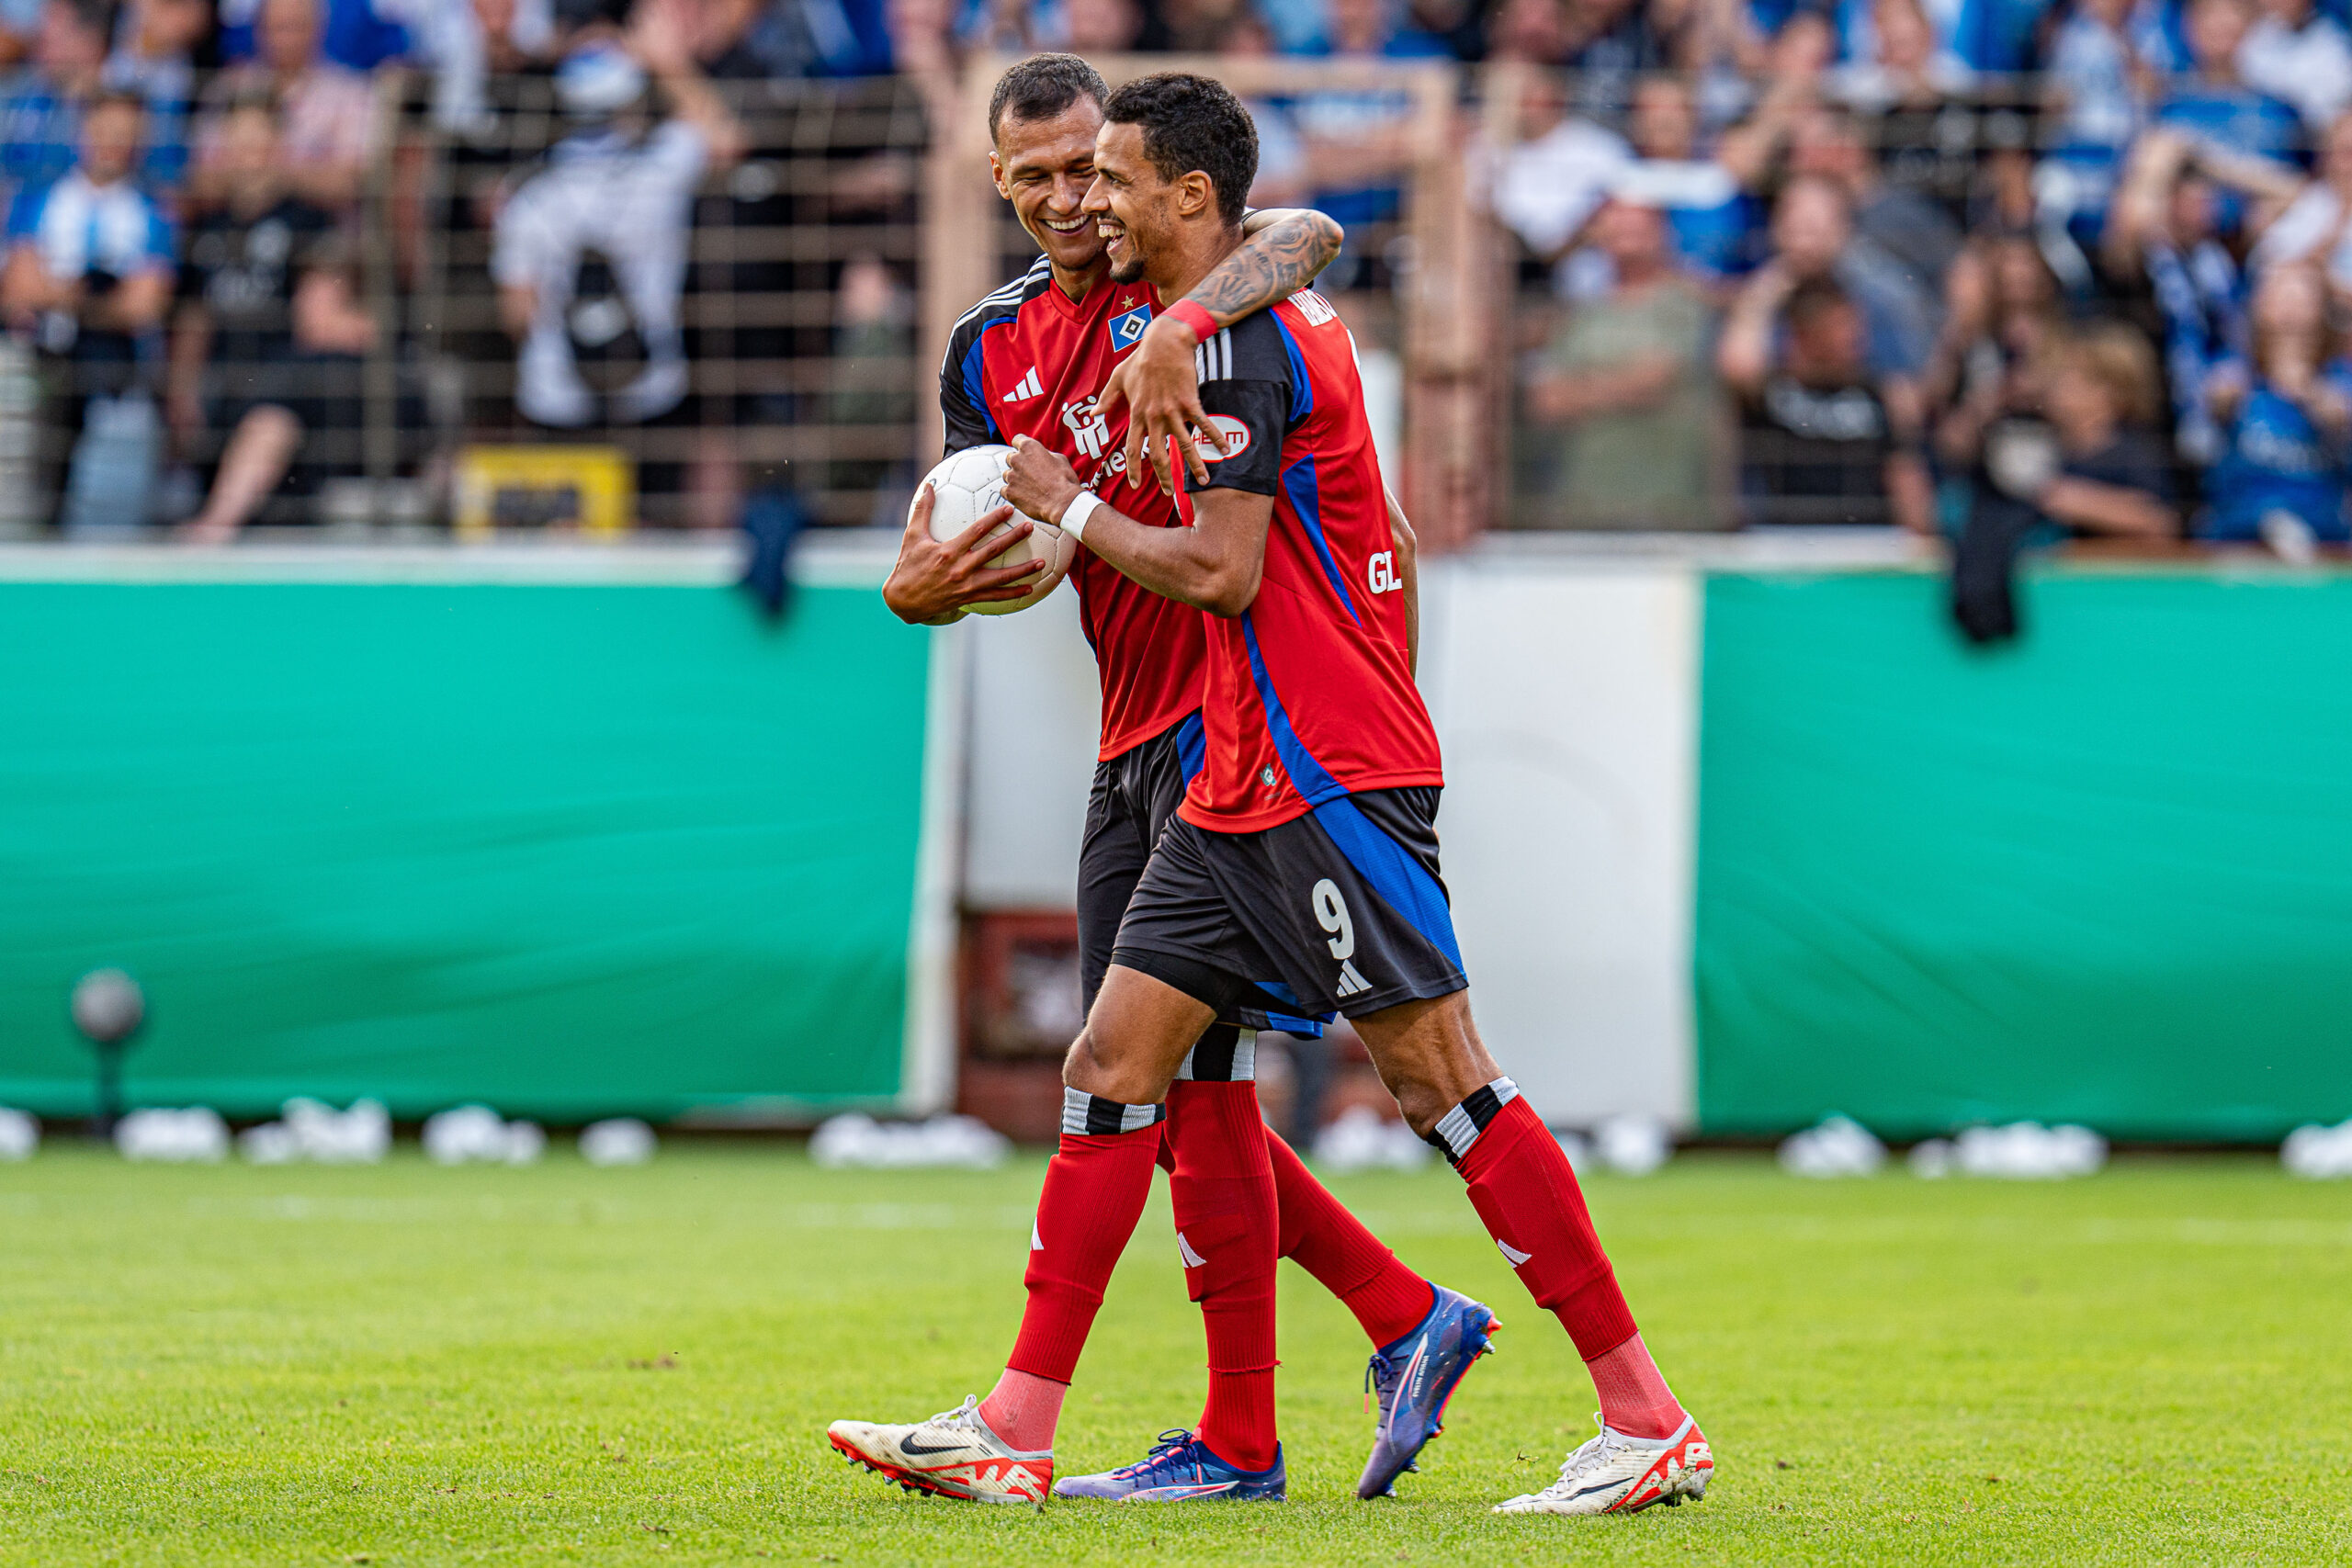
[
  {"xmin": 1357, "ymin": 1283, "xmax": 1500, "ymax": 1498},
  {"xmin": 1051, "ymin": 1429, "xmax": 1287, "ymax": 1502}
]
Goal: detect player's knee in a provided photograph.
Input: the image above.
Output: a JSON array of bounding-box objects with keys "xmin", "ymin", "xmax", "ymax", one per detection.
[{"xmin": 1062, "ymin": 1027, "xmax": 1165, "ymax": 1107}]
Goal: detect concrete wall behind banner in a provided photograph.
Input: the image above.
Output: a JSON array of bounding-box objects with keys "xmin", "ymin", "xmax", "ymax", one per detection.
[{"xmin": 960, "ymin": 547, "xmax": 1707, "ymax": 1130}]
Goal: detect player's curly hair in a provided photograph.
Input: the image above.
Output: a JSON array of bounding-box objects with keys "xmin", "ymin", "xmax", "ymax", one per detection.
[
  {"xmin": 1102, "ymin": 73, "xmax": 1258, "ymax": 225},
  {"xmin": 988, "ymin": 54, "xmax": 1109, "ymax": 144}
]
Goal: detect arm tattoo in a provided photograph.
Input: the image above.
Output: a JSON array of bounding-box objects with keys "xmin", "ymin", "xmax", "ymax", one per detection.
[{"xmin": 1188, "ymin": 212, "xmax": 1342, "ymax": 328}]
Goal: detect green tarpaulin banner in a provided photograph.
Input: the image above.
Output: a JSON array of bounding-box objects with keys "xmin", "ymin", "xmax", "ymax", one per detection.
[
  {"xmin": 1696, "ymin": 570, "xmax": 2352, "ymax": 1140},
  {"xmin": 0, "ymin": 580, "xmax": 933, "ymax": 1122}
]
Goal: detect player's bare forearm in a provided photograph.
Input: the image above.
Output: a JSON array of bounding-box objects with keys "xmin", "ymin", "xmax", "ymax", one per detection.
[
  {"xmin": 1082, "ymin": 488, "xmax": 1271, "ymax": 615},
  {"xmin": 1102, "ymin": 208, "xmax": 1344, "ymax": 495},
  {"xmin": 1197, "ymin": 208, "xmax": 1343, "ymax": 328},
  {"xmin": 1001, "ymin": 434, "xmax": 1268, "ymax": 615},
  {"xmin": 1386, "ymin": 486, "xmax": 1419, "ymax": 677}
]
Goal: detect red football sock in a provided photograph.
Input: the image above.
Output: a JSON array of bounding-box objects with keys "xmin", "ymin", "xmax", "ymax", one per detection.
[
  {"xmin": 1163, "ymin": 1080, "xmax": 1281, "ymax": 1472},
  {"xmin": 1585, "ymin": 1333, "xmax": 1686, "ymax": 1439},
  {"xmin": 989, "ymin": 1096, "xmax": 1165, "ymax": 1449},
  {"xmin": 1266, "ymin": 1122, "xmax": 1433, "ymax": 1348},
  {"xmin": 1451, "ymin": 1092, "xmax": 1640, "ymax": 1360}
]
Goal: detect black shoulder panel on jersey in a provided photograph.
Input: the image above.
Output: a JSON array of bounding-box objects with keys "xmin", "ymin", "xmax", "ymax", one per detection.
[
  {"xmin": 939, "ymin": 255, "xmax": 1054, "ymax": 455},
  {"xmin": 1185, "ymin": 310, "xmax": 1298, "ymax": 498}
]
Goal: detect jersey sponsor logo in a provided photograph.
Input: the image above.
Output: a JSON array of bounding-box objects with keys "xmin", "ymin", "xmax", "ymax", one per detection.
[
  {"xmin": 1062, "ymin": 395, "xmax": 1111, "ymax": 460},
  {"xmin": 1109, "ymin": 304, "xmax": 1153, "ymax": 352},
  {"xmin": 1190, "ymin": 415, "xmax": 1251, "ymax": 462},
  {"xmin": 1291, "ymin": 288, "xmax": 1338, "ymax": 326},
  {"xmin": 1314, "ymin": 878, "xmax": 1373, "ymax": 998},
  {"xmin": 1002, "ymin": 367, "xmax": 1043, "ymax": 403},
  {"xmin": 1367, "ymin": 550, "xmax": 1400, "ymax": 594}
]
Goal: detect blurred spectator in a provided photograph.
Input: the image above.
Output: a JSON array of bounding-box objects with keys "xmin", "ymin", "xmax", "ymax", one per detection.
[
  {"xmin": 1525, "ymin": 193, "xmax": 1723, "ymax": 528},
  {"xmin": 1218, "ymin": 12, "xmax": 1309, "ymax": 209},
  {"xmin": 1719, "ymin": 174, "xmax": 1938, "ymax": 384},
  {"xmin": 2154, "ymin": 0, "xmax": 2301, "ymax": 174},
  {"xmin": 1, "ymin": 0, "xmax": 182, "ymax": 204},
  {"xmin": 218, "ymin": 0, "xmax": 409, "ymax": 71},
  {"xmin": 168, "ymin": 96, "xmax": 373, "ymax": 539},
  {"xmin": 1291, "ymin": 0, "xmax": 1443, "ymax": 256},
  {"xmin": 2197, "ymin": 262, "xmax": 2351, "ymax": 545},
  {"xmin": 1927, "ymin": 232, "xmax": 2068, "ymax": 482},
  {"xmin": 102, "ymin": 0, "xmax": 207, "ymax": 189},
  {"xmin": 1557, "ymin": 0, "xmax": 1673, "ymax": 124},
  {"xmin": 195, "ymin": 0, "xmax": 379, "ymax": 215},
  {"xmin": 1786, "ymin": 105, "xmax": 1962, "ymax": 315},
  {"xmin": 401, "ymin": 0, "xmax": 556, "ymax": 139},
  {"xmin": 2043, "ymin": 0, "xmax": 2153, "ymax": 243},
  {"xmin": 1621, "ymin": 71, "xmax": 1758, "ymax": 286},
  {"xmin": 2108, "ymin": 129, "xmax": 2247, "ymax": 459},
  {"xmin": 2248, "ymin": 111, "xmax": 2352, "ymax": 298},
  {"xmin": 1, "ymin": 89, "xmax": 174, "ymax": 524},
  {"xmin": 1490, "ymin": 70, "xmax": 1630, "ymax": 294},
  {"xmin": 491, "ymin": 33, "xmax": 741, "ymax": 430},
  {"xmin": 1725, "ymin": 275, "xmax": 1933, "ymax": 527},
  {"xmin": 1063, "ymin": 0, "xmax": 1138, "ymax": 51},
  {"xmin": 1830, "ymin": 0, "xmax": 1970, "ymax": 114},
  {"xmin": 887, "ymin": 0, "xmax": 952, "ymax": 78},
  {"xmin": 1951, "ymin": 321, "xmax": 2174, "ymax": 637},
  {"xmin": 2238, "ymin": 0, "xmax": 2352, "ymax": 136}
]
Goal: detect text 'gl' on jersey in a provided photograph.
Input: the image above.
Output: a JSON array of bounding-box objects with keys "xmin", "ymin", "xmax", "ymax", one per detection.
[
  {"xmin": 1181, "ymin": 291, "xmax": 1442, "ymax": 832},
  {"xmin": 938, "ymin": 258, "xmax": 1206, "ymax": 762}
]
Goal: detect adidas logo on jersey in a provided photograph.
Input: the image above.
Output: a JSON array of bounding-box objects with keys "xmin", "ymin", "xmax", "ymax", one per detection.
[
  {"xmin": 1335, "ymin": 960, "xmax": 1372, "ymax": 998},
  {"xmin": 1001, "ymin": 367, "xmax": 1043, "ymax": 403}
]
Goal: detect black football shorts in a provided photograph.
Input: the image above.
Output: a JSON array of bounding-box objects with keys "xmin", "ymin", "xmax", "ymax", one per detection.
[
  {"xmin": 1074, "ymin": 712, "xmax": 1315, "ymax": 1076},
  {"xmin": 1111, "ymin": 785, "xmax": 1468, "ymax": 1024}
]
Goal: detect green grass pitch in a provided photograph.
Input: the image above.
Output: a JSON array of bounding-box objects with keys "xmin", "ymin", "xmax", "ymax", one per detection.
[{"xmin": 3, "ymin": 1144, "xmax": 2347, "ymax": 1565}]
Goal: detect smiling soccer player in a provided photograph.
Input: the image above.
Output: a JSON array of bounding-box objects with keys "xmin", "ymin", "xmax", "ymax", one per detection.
[
  {"xmin": 833, "ymin": 56, "xmax": 1494, "ymax": 1507},
  {"xmin": 841, "ymin": 70, "xmax": 1714, "ymax": 1518}
]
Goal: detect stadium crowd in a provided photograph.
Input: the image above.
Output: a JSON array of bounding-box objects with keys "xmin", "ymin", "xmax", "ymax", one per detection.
[{"xmin": 0, "ymin": 0, "xmax": 2346, "ymax": 559}]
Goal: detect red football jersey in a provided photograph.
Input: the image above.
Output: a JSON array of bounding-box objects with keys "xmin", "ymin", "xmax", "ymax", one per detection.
[
  {"xmin": 940, "ymin": 258, "xmax": 1202, "ymax": 762},
  {"xmin": 1179, "ymin": 289, "xmax": 1443, "ymax": 832}
]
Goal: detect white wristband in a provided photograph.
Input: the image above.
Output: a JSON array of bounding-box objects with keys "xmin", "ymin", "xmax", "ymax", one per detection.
[{"xmin": 1059, "ymin": 489, "xmax": 1103, "ymax": 542}]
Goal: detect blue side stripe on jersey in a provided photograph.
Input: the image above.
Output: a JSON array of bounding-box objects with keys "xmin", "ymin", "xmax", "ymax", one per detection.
[
  {"xmin": 1175, "ymin": 710, "xmax": 1207, "ymax": 785},
  {"xmin": 1280, "ymin": 454, "xmax": 1360, "ymax": 626},
  {"xmin": 1309, "ymin": 795, "xmax": 1463, "ymax": 968},
  {"xmin": 1241, "ymin": 616, "xmax": 1348, "ymax": 807},
  {"xmin": 1271, "ymin": 313, "xmax": 1313, "ymax": 424},
  {"xmin": 962, "ymin": 319, "xmax": 1013, "ymax": 440}
]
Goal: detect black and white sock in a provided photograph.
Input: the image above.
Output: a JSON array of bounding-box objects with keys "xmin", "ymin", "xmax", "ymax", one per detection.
[
  {"xmin": 1424, "ymin": 1077, "xmax": 1521, "ymax": 1165},
  {"xmin": 1173, "ymin": 1024, "xmax": 1257, "ymax": 1084},
  {"xmin": 1061, "ymin": 1086, "xmax": 1167, "ymax": 1137}
]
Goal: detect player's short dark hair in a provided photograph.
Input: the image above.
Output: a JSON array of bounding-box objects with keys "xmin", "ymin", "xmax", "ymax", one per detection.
[
  {"xmin": 1102, "ymin": 72, "xmax": 1258, "ymax": 225},
  {"xmin": 988, "ymin": 53, "xmax": 1109, "ymax": 144}
]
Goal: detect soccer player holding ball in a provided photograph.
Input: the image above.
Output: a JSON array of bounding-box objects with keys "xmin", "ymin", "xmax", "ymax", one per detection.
[
  {"xmin": 841, "ymin": 67, "xmax": 1714, "ymax": 1518},
  {"xmin": 843, "ymin": 56, "xmax": 1498, "ymax": 1506}
]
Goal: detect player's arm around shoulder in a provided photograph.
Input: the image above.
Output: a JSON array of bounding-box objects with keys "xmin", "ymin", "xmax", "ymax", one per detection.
[
  {"xmin": 1099, "ymin": 207, "xmax": 1344, "ymax": 498},
  {"xmin": 1001, "ymin": 434, "xmax": 1272, "ymax": 618}
]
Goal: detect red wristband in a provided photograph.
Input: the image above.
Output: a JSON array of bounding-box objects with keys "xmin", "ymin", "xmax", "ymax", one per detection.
[{"xmin": 1165, "ymin": 299, "xmax": 1217, "ymax": 344}]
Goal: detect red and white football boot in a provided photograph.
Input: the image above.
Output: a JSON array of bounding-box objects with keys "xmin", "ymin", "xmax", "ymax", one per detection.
[{"xmin": 828, "ymin": 1395, "xmax": 1053, "ymax": 1503}]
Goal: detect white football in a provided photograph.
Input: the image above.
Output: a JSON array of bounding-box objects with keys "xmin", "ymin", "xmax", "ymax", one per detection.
[{"xmin": 916, "ymin": 443, "xmax": 1077, "ymax": 617}]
